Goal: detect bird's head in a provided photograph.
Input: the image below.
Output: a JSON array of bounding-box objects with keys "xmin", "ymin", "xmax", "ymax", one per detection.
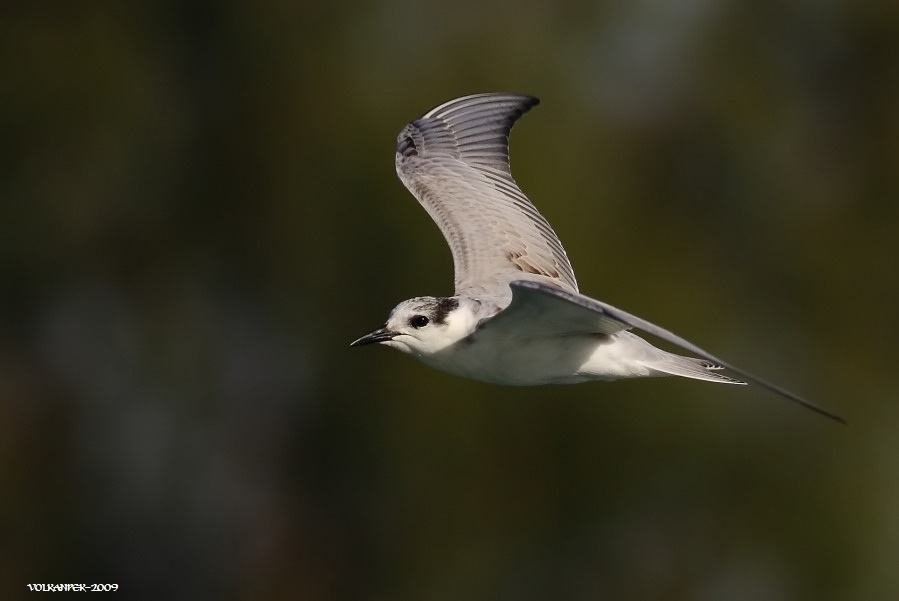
[{"xmin": 350, "ymin": 296, "xmax": 475, "ymax": 357}]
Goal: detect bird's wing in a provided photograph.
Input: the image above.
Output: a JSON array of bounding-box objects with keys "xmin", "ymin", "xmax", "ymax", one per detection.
[
  {"xmin": 484, "ymin": 281, "xmax": 844, "ymax": 422},
  {"xmin": 396, "ymin": 93, "xmax": 578, "ymax": 298}
]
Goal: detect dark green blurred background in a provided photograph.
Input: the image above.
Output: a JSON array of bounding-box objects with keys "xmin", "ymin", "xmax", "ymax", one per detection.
[{"xmin": 2, "ymin": 1, "xmax": 898, "ymax": 599}]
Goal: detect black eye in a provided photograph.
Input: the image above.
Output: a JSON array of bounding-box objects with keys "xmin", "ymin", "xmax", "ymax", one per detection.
[{"xmin": 409, "ymin": 315, "xmax": 429, "ymax": 329}]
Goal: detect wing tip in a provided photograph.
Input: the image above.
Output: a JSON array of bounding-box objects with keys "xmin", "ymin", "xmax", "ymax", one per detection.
[{"xmin": 422, "ymin": 92, "xmax": 540, "ymax": 119}]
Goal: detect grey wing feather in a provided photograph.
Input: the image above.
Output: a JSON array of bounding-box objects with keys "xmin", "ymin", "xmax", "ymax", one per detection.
[
  {"xmin": 503, "ymin": 281, "xmax": 844, "ymax": 423},
  {"xmin": 396, "ymin": 94, "xmax": 578, "ymax": 297}
]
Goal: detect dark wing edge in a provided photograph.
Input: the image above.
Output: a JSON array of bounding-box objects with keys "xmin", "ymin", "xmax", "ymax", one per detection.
[{"xmin": 511, "ymin": 281, "xmax": 845, "ymax": 424}]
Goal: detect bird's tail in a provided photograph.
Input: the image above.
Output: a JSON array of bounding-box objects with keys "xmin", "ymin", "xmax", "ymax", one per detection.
[{"xmin": 645, "ymin": 353, "xmax": 746, "ymax": 385}]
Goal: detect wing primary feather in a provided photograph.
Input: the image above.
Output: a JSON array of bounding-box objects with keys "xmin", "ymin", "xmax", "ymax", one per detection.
[
  {"xmin": 396, "ymin": 94, "xmax": 579, "ymax": 296},
  {"xmin": 511, "ymin": 281, "xmax": 845, "ymax": 424}
]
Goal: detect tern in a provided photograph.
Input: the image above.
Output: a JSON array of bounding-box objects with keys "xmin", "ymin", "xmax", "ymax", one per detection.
[{"xmin": 351, "ymin": 93, "xmax": 843, "ymax": 423}]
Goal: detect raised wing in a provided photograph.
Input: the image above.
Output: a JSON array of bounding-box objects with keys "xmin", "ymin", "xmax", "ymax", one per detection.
[
  {"xmin": 396, "ymin": 93, "xmax": 578, "ymax": 297},
  {"xmin": 491, "ymin": 281, "xmax": 845, "ymax": 423}
]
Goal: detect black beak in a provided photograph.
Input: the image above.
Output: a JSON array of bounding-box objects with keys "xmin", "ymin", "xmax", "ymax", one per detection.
[{"xmin": 350, "ymin": 325, "xmax": 395, "ymax": 347}]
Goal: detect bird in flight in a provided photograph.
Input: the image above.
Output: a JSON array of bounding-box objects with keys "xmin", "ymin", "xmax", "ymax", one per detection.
[{"xmin": 351, "ymin": 93, "xmax": 843, "ymax": 423}]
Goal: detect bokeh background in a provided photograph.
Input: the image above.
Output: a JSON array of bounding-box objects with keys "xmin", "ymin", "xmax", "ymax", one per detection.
[{"xmin": 2, "ymin": 1, "xmax": 898, "ymax": 599}]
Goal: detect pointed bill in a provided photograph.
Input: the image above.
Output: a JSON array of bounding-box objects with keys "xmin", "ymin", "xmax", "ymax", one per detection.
[{"xmin": 350, "ymin": 326, "xmax": 395, "ymax": 347}]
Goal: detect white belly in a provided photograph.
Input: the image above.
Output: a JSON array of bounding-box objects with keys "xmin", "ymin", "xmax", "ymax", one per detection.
[{"xmin": 420, "ymin": 331, "xmax": 660, "ymax": 385}]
